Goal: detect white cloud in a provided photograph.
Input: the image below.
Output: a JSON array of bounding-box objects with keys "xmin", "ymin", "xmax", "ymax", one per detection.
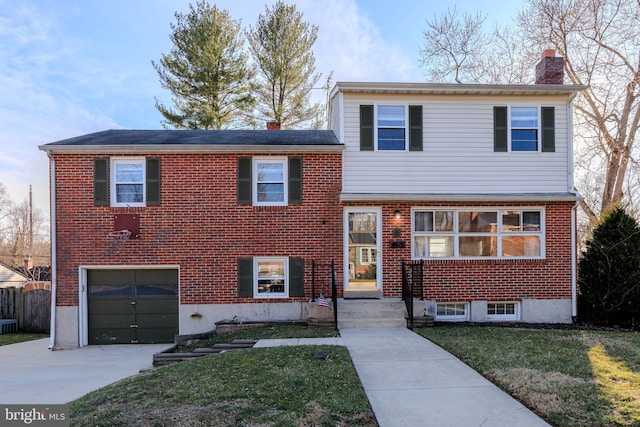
[{"xmin": 296, "ymin": 0, "xmax": 417, "ymax": 82}]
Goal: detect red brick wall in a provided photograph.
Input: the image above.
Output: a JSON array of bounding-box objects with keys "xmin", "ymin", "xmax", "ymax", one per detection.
[
  {"xmin": 52, "ymin": 152, "xmax": 343, "ymax": 306},
  {"xmin": 372, "ymin": 202, "xmax": 573, "ymax": 301}
]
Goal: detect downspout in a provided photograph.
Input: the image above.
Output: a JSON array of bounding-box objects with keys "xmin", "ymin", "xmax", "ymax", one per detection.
[
  {"xmin": 567, "ymin": 90, "xmax": 579, "ymax": 322},
  {"xmin": 46, "ymin": 151, "xmax": 57, "ymax": 350}
]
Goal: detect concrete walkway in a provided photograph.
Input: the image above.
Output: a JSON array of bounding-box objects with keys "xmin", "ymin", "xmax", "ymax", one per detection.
[
  {"xmin": 0, "ymin": 339, "xmax": 167, "ymax": 404},
  {"xmin": 258, "ymin": 328, "xmax": 550, "ymax": 427}
]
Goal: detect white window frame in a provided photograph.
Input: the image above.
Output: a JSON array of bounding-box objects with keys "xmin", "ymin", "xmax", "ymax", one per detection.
[
  {"xmin": 253, "ymin": 158, "xmax": 288, "ymax": 206},
  {"xmin": 487, "ymin": 302, "xmax": 520, "ymax": 321},
  {"xmin": 375, "ymin": 104, "xmax": 407, "ymax": 151},
  {"xmin": 411, "ymin": 207, "xmax": 545, "ymax": 260},
  {"xmin": 254, "ymin": 257, "xmax": 289, "ymax": 299},
  {"xmin": 509, "ymin": 106, "xmax": 540, "ymax": 153},
  {"xmin": 111, "ymin": 158, "xmax": 146, "ymax": 207},
  {"xmin": 435, "ymin": 302, "xmax": 469, "ymax": 321}
]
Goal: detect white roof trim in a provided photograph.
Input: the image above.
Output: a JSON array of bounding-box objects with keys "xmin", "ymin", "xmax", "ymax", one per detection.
[
  {"xmin": 340, "ymin": 192, "xmax": 580, "ymax": 203},
  {"xmin": 331, "ymin": 82, "xmax": 587, "ymax": 98},
  {"xmin": 38, "ymin": 144, "xmax": 345, "ymax": 155}
]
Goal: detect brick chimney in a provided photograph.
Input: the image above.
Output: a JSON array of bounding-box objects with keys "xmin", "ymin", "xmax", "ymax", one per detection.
[
  {"xmin": 23, "ymin": 256, "xmax": 33, "ymax": 273},
  {"xmin": 535, "ymin": 49, "xmax": 564, "ymax": 85},
  {"xmin": 266, "ymin": 120, "xmax": 281, "ymax": 130}
]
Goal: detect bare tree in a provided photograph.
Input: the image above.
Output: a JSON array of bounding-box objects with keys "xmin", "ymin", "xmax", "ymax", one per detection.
[
  {"xmin": 520, "ymin": 0, "xmax": 640, "ymax": 223},
  {"xmin": 0, "ymin": 187, "xmax": 50, "ymax": 270},
  {"xmin": 419, "ymin": 7, "xmax": 489, "ymax": 83}
]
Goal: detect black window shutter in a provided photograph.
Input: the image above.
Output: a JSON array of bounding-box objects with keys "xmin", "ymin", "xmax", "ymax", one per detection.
[
  {"xmin": 360, "ymin": 105, "xmax": 374, "ymax": 151},
  {"xmin": 494, "ymin": 106, "xmax": 508, "ymax": 152},
  {"xmin": 94, "ymin": 158, "xmax": 109, "ymax": 206},
  {"xmin": 238, "ymin": 258, "xmax": 253, "ymax": 297},
  {"xmin": 146, "ymin": 158, "xmax": 161, "ymax": 205},
  {"xmin": 409, "ymin": 105, "xmax": 423, "ymax": 151},
  {"xmin": 541, "ymin": 107, "xmax": 555, "ymax": 152},
  {"xmin": 288, "ymin": 157, "xmax": 302, "ymax": 204},
  {"xmin": 289, "ymin": 258, "xmax": 305, "ymax": 297},
  {"xmin": 238, "ymin": 157, "xmax": 252, "ymax": 204}
]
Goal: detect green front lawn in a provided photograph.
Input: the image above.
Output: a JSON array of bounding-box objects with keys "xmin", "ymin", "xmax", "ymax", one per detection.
[
  {"xmin": 71, "ymin": 345, "xmax": 375, "ymax": 426},
  {"xmin": 418, "ymin": 326, "xmax": 640, "ymax": 427}
]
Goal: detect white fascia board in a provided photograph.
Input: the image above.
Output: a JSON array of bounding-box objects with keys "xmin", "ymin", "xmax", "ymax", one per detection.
[
  {"xmin": 340, "ymin": 192, "xmax": 581, "ymax": 203},
  {"xmin": 38, "ymin": 144, "xmax": 345, "ymax": 155}
]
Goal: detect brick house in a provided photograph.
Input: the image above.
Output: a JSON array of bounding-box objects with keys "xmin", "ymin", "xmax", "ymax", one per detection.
[{"xmin": 40, "ymin": 50, "xmax": 584, "ymax": 348}]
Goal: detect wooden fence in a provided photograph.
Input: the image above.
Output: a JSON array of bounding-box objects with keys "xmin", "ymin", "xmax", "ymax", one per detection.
[{"xmin": 0, "ymin": 287, "xmax": 51, "ymax": 333}]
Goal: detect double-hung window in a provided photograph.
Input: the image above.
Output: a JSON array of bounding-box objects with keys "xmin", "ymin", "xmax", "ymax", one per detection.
[
  {"xmin": 501, "ymin": 210, "xmax": 542, "ymax": 257},
  {"xmin": 112, "ymin": 159, "xmax": 145, "ymax": 206},
  {"xmin": 511, "ymin": 107, "xmax": 538, "ymax": 151},
  {"xmin": 412, "ymin": 208, "xmax": 544, "ymax": 259},
  {"xmin": 255, "ymin": 257, "xmax": 288, "ymax": 298},
  {"xmin": 377, "ymin": 105, "xmax": 406, "ymax": 150},
  {"xmin": 254, "ymin": 158, "xmax": 287, "ymax": 205},
  {"xmin": 413, "ymin": 211, "xmax": 455, "ymax": 257}
]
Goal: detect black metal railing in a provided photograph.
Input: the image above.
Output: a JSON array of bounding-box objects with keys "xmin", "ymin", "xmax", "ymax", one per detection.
[
  {"xmin": 402, "ymin": 262, "xmax": 414, "ymax": 330},
  {"xmin": 409, "ymin": 260, "xmax": 424, "ymax": 300},
  {"xmin": 331, "ymin": 260, "xmax": 338, "ymax": 330}
]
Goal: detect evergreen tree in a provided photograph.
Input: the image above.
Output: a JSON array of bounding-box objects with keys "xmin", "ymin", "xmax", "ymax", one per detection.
[
  {"xmin": 578, "ymin": 206, "xmax": 640, "ymax": 326},
  {"xmin": 246, "ymin": 1, "xmax": 324, "ymax": 129},
  {"xmin": 153, "ymin": 1, "xmax": 255, "ymax": 129}
]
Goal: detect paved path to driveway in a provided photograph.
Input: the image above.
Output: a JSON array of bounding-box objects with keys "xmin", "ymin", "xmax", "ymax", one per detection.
[{"xmin": 0, "ymin": 339, "xmax": 168, "ymax": 404}]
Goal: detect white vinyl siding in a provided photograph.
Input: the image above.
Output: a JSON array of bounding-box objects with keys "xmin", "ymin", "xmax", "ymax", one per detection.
[{"xmin": 341, "ymin": 94, "xmax": 570, "ymax": 195}]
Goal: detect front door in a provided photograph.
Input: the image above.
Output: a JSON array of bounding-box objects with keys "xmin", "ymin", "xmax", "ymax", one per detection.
[{"xmin": 345, "ymin": 208, "xmax": 381, "ymax": 294}]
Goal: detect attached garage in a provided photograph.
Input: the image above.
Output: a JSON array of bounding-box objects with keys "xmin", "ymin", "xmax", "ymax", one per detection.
[{"xmin": 87, "ymin": 269, "xmax": 178, "ymax": 344}]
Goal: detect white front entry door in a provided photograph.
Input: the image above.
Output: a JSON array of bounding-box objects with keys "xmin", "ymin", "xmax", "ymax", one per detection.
[{"xmin": 344, "ymin": 208, "xmax": 381, "ymax": 293}]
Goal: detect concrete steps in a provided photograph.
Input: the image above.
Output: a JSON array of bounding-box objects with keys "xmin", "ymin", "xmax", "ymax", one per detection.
[{"xmin": 337, "ymin": 298, "xmax": 408, "ymax": 329}]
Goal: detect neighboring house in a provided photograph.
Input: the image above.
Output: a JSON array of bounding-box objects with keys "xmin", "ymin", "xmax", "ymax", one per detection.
[
  {"xmin": 40, "ymin": 50, "xmax": 584, "ymax": 348},
  {"xmin": 0, "ymin": 262, "xmax": 28, "ymax": 289}
]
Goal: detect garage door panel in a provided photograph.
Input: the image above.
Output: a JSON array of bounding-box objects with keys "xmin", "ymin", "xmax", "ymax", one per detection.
[
  {"xmin": 90, "ymin": 328, "xmax": 136, "ymax": 345},
  {"xmin": 89, "ymin": 299, "xmax": 135, "ymax": 315},
  {"xmin": 136, "ymin": 312, "xmax": 179, "ymax": 328},
  {"xmin": 135, "ymin": 298, "xmax": 178, "ymax": 313},
  {"xmin": 135, "ymin": 269, "xmax": 178, "ymax": 286},
  {"xmin": 88, "ymin": 270, "xmax": 135, "ymax": 286}
]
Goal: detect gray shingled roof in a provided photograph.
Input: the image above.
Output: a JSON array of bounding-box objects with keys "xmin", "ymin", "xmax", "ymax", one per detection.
[{"xmin": 42, "ymin": 129, "xmax": 341, "ymax": 147}]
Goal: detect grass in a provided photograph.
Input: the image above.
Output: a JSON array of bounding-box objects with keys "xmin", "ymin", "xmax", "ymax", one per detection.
[
  {"xmin": 70, "ymin": 326, "xmax": 374, "ymax": 427},
  {"xmin": 0, "ymin": 332, "xmax": 48, "ymax": 346},
  {"xmin": 417, "ymin": 326, "xmax": 640, "ymax": 427}
]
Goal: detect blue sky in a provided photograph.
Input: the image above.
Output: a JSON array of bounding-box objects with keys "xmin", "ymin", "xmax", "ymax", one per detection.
[{"xmin": 0, "ymin": 0, "xmax": 523, "ymax": 213}]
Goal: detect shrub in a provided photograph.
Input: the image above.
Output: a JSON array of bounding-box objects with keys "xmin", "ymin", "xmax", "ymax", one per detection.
[{"xmin": 578, "ymin": 206, "xmax": 640, "ymax": 327}]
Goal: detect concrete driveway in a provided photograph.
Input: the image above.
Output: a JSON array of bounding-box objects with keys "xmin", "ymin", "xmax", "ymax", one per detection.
[{"xmin": 0, "ymin": 339, "xmax": 169, "ymax": 404}]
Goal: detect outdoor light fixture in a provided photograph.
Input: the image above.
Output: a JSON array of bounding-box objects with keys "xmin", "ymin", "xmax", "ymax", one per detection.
[{"xmin": 394, "ymin": 209, "xmax": 401, "ymax": 219}]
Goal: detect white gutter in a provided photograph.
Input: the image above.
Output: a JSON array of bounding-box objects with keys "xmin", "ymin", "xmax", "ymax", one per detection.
[
  {"xmin": 46, "ymin": 152, "xmax": 57, "ymax": 350},
  {"xmin": 567, "ymin": 89, "xmax": 580, "ymax": 321}
]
